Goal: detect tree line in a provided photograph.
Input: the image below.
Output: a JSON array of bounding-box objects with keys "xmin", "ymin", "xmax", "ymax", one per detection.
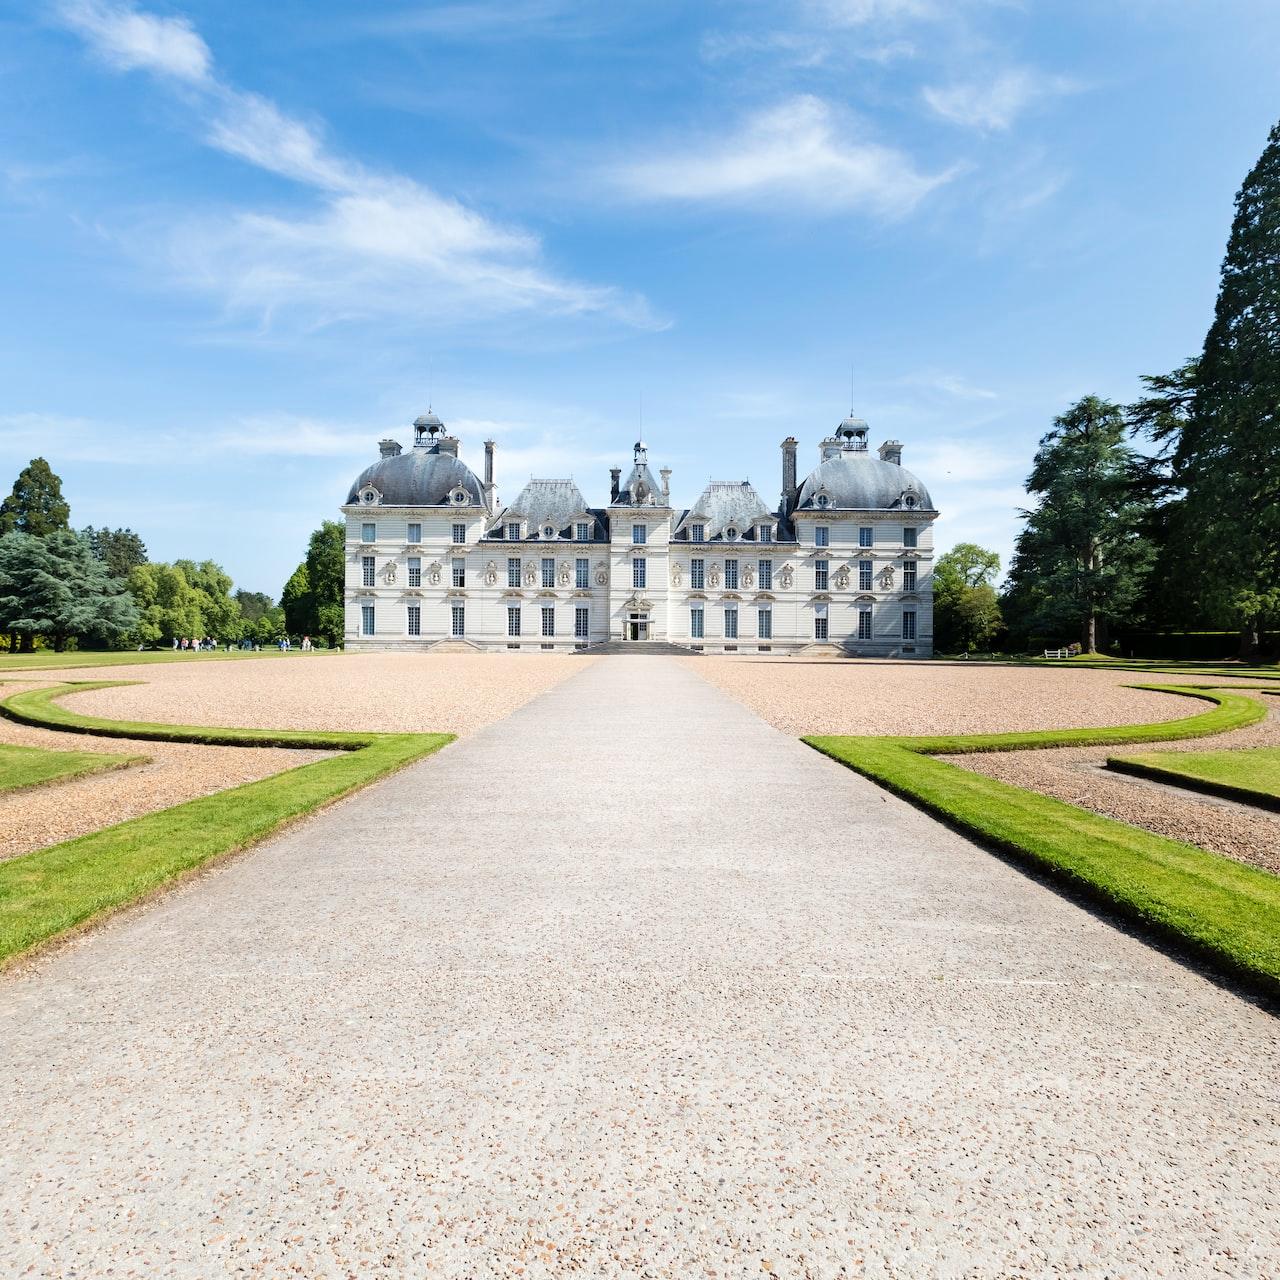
[{"xmin": 0, "ymin": 458, "xmax": 345, "ymax": 653}]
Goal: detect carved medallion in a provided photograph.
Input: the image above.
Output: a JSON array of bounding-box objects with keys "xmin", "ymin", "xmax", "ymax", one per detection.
[
  {"xmin": 382, "ymin": 561, "xmax": 397, "ymax": 585},
  {"xmin": 428, "ymin": 561, "xmax": 442, "ymax": 586},
  {"xmin": 484, "ymin": 560, "xmax": 498, "ymax": 586},
  {"xmin": 670, "ymin": 564, "xmax": 683, "ymax": 587},
  {"xmin": 557, "ymin": 561, "xmax": 571, "ymax": 587}
]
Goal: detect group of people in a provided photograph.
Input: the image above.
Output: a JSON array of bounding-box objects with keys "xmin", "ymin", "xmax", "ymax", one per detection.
[
  {"xmin": 171, "ymin": 636, "xmax": 220, "ymax": 652},
  {"xmin": 156, "ymin": 634, "xmax": 315, "ymax": 652}
]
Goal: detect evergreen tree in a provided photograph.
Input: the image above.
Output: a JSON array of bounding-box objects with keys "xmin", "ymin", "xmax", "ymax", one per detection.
[
  {"xmin": 234, "ymin": 589, "xmax": 275, "ymax": 623},
  {"xmin": 1164, "ymin": 121, "xmax": 1280, "ymax": 655},
  {"xmin": 304, "ymin": 520, "xmax": 345, "ymax": 646},
  {"xmin": 933, "ymin": 543, "xmax": 1003, "ymax": 653},
  {"xmin": 81, "ymin": 526, "xmax": 148, "ymax": 579},
  {"xmin": 280, "ymin": 562, "xmax": 313, "ymax": 638},
  {"xmin": 1004, "ymin": 396, "xmax": 1154, "ymax": 653},
  {"xmin": 0, "ymin": 458, "xmax": 71, "ymax": 537}
]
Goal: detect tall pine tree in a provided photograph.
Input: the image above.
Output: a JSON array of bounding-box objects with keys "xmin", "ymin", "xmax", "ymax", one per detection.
[{"xmin": 0, "ymin": 458, "xmax": 70, "ymax": 537}]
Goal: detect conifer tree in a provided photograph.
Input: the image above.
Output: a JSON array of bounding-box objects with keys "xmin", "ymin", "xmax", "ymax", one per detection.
[{"xmin": 0, "ymin": 458, "xmax": 70, "ymax": 537}]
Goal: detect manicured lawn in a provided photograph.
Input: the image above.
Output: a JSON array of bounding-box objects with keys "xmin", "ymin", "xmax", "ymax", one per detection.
[
  {"xmin": 0, "ymin": 648, "xmax": 341, "ymax": 672},
  {"xmin": 806, "ymin": 683, "xmax": 1280, "ymax": 994},
  {"xmin": 0, "ymin": 742, "xmax": 145, "ymax": 795},
  {"xmin": 0, "ymin": 681, "xmax": 451, "ymax": 966},
  {"xmin": 1108, "ymin": 746, "xmax": 1280, "ymax": 811}
]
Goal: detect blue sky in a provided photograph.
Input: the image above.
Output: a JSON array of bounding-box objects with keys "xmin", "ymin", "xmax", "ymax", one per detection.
[{"xmin": 1, "ymin": 0, "xmax": 1277, "ymax": 595}]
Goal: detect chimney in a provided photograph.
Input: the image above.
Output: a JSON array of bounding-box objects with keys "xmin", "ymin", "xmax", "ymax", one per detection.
[
  {"xmin": 780, "ymin": 437, "xmax": 798, "ymax": 514},
  {"xmin": 610, "ymin": 467, "xmax": 621, "ymax": 502},
  {"xmin": 483, "ymin": 439, "xmax": 497, "ymax": 513},
  {"xmin": 879, "ymin": 440, "xmax": 902, "ymax": 466},
  {"xmin": 378, "ymin": 438, "xmax": 402, "ymax": 458},
  {"xmin": 436, "ymin": 435, "xmax": 460, "ymax": 458},
  {"xmin": 659, "ymin": 467, "xmax": 671, "ymax": 502}
]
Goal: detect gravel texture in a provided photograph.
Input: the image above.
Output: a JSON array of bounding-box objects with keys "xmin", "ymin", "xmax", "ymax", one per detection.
[{"xmin": 1, "ymin": 657, "xmax": 1277, "ymax": 1278}]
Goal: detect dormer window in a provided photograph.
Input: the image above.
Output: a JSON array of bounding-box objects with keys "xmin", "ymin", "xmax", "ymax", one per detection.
[
  {"xmin": 507, "ymin": 522, "xmax": 521, "ymax": 541},
  {"xmin": 816, "ymin": 494, "xmax": 830, "ymax": 509},
  {"xmin": 725, "ymin": 526, "xmax": 738, "ymax": 541},
  {"xmin": 576, "ymin": 521, "xmax": 590, "ymax": 542},
  {"xmin": 758, "ymin": 525, "xmax": 772, "ymax": 542},
  {"xmin": 543, "ymin": 524, "xmax": 556, "ymax": 539},
  {"xmin": 359, "ymin": 487, "xmax": 378, "ymax": 505},
  {"xmin": 903, "ymin": 494, "xmax": 917, "ymax": 509},
  {"xmin": 450, "ymin": 488, "xmax": 470, "ymax": 505},
  {"xmin": 690, "ymin": 523, "xmax": 705, "ymax": 543}
]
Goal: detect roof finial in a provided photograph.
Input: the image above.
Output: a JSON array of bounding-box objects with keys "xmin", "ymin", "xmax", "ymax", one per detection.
[{"xmin": 850, "ymin": 363, "xmax": 855, "ymax": 416}]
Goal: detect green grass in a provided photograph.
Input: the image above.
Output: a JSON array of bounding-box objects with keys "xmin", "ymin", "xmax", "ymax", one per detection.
[
  {"xmin": 806, "ymin": 683, "xmax": 1280, "ymax": 994},
  {"xmin": 0, "ymin": 682, "xmax": 452, "ymax": 966},
  {"xmin": 0, "ymin": 648, "xmax": 342, "ymax": 671},
  {"xmin": 1108, "ymin": 746, "xmax": 1280, "ymax": 812},
  {"xmin": 0, "ymin": 742, "xmax": 145, "ymax": 795}
]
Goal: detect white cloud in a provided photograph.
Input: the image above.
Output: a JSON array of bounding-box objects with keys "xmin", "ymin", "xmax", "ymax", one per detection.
[
  {"xmin": 58, "ymin": 0, "xmax": 212, "ymax": 83},
  {"xmin": 808, "ymin": 0, "xmax": 936, "ymax": 25},
  {"xmin": 923, "ymin": 69, "xmax": 1079, "ymax": 132},
  {"xmin": 612, "ymin": 95, "xmax": 953, "ymax": 217}
]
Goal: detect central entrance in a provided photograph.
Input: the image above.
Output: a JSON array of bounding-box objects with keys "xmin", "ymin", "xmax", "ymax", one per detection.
[{"xmin": 626, "ymin": 612, "xmax": 650, "ymax": 641}]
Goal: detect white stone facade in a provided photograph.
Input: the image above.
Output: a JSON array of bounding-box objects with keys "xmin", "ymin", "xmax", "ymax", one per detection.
[{"xmin": 343, "ymin": 412, "xmax": 937, "ymax": 655}]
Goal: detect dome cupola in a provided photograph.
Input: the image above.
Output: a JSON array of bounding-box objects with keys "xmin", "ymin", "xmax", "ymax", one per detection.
[{"xmin": 346, "ymin": 410, "xmax": 485, "ymax": 508}]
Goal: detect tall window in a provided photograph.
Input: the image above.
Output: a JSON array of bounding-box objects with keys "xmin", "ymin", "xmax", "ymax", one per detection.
[
  {"xmin": 859, "ymin": 559, "xmax": 873, "ymax": 591},
  {"xmin": 859, "ymin": 526, "xmax": 874, "ymax": 548},
  {"xmin": 758, "ymin": 560, "xmax": 772, "ymax": 590},
  {"xmin": 815, "ymin": 559, "xmax": 829, "ymax": 591},
  {"xmin": 451, "ymin": 523, "xmax": 465, "ymax": 545},
  {"xmin": 407, "ymin": 556, "xmax": 421, "ymax": 588},
  {"xmin": 690, "ymin": 606, "xmax": 705, "ymax": 639},
  {"xmin": 361, "ymin": 605, "xmax": 375, "ymax": 636},
  {"xmin": 690, "ymin": 523, "xmax": 705, "ymax": 544},
  {"xmin": 903, "ymin": 560, "xmax": 917, "ymax": 591},
  {"xmin": 574, "ymin": 606, "xmax": 589, "ymax": 639},
  {"xmin": 758, "ymin": 525, "xmax": 772, "ymax": 543},
  {"xmin": 451, "ymin": 604, "xmax": 465, "ymax": 637},
  {"xmin": 507, "ymin": 557, "xmax": 521, "ymax": 588},
  {"xmin": 815, "ymin": 526, "xmax": 829, "ymax": 547},
  {"xmin": 757, "ymin": 608, "xmax": 772, "ymax": 639},
  {"xmin": 407, "ymin": 523, "xmax": 422, "ymax": 543},
  {"xmin": 452, "ymin": 557, "xmax": 466, "ymax": 588},
  {"xmin": 690, "ymin": 558, "xmax": 705, "ymax": 590},
  {"xmin": 723, "ymin": 607, "xmax": 738, "ymax": 639},
  {"xmin": 858, "ymin": 607, "xmax": 873, "ymax": 640},
  {"xmin": 541, "ymin": 606, "xmax": 555, "ymax": 637},
  {"xmin": 633, "ymin": 558, "xmax": 647, "ymax": 589},
  {"xmin": 406, "ymin": 604, "xmax": 421, "ymax": 637},
  {"xmin": 902, "ymin": 610, "xmax": 917, "ymax": 640},
  {"xmin": 362, "ymin": 556, "xmax": 375, "ymax": 587},
  {"xmin": 575, "ymin": 557, "xmax": 589, "ymax": 589},
  {"xmin": 507, "ymin": 522, "xmax": 521, "ymax": 541},
  {"xmin": 507, "ymin": 605, "xmax": 522, "ymax": 637},
  {"xmin": 724, "ymin": 559, "xmax": 738, "ymax": 589},
  {"xmin": 632, "ymin": 523, "xmax": 647, "ymax": 544},
  {"xmin": 576, "ymin": 521, "xmax": 590, "ymax": 542},
  {"xmin": 814, "ymin": 608, "xmax": 829, "ymax": 641},
  {"xmin": 541, "ymin": 557, "xmax": 555, "ymax": 588},
  {"xmin": 903, "ymin": 526, "xmax": 918, "ymax": 549},
  {"xmin": 361, "ymin": 522, "xmax": 376, "ymax": 543}
]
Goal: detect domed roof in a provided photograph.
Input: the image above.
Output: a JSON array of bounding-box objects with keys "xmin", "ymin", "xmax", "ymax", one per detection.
[
  {"xmin": 796, "ymin": 452, "xmax": 933, "ymax": 512},
  {"xmin": 347, "ymin": 444, "xmax": 484, "ymax": 507}
]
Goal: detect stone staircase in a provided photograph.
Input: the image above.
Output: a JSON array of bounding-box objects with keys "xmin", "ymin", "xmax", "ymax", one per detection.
[{"xmin": 575, "ymin": 639, "xmax": 699, "ymax": 656}]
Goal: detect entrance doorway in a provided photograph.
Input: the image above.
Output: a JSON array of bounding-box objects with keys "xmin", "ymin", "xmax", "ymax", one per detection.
[{"xmin": 626, "ymin": 613, "xmax": 650, "ymax": 641}]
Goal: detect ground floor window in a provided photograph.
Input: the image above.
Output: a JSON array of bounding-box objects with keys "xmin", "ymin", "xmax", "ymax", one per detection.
[
  {"xmin": 858, "ymin": 607, "xmax": 873, "ymax": 640},
  {"xmin": 406, "ymin": 604, "xmax": 421, "ymax": 637},
  {"xmin": 757, "ymin": 608, "xmax": 772, "ymax": 639},
  {"xmin": 902, "ymin": 609, "xmax": 917, "ymax": 641},
  {"xmin": 690, "ymin": 606, "xmax": 704, "ymax": 639},
  {"xmin": 507, "ymin": 605, "xmax": 521, "ymax": 637},
  {"xmin": 814, "ymin": 604, "xmax": 828, "ymax": 641},
  {"xmin": 451, "ymin": 605, "xmax": 465, "ymax": 637},
  {"xmin": 541, "ymin": 605, "xmax": 555, "ymax": 637},
  {"xmin": 724, "ymin": 607, "xmax": 738, "ymax": 639},
  {"xmin": 574, "ymin": 606, "xmax": 589, "ymax": 638},
  {"xmin": 361, "ymin": 605, "xmax": 375, "ymax": 636}
]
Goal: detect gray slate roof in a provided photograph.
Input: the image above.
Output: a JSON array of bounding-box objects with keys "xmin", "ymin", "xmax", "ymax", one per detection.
[
  {"xmin": 674, "ymin": 481, "xmax": 774, "ymax": 542},
  {"xmin": 501, "ymin": 479, "xmax": 602, "ymax": 538},
  {"xmin": 796, "ymin": 453, "xmax": 933, "ymax": 511},
  {"xmin": 347, "ymin": 444, "xmax": 485, "ymax": 507},
  {"xmin": 613, "ymin": 460, "xmax": 666, "ymax": 506}
]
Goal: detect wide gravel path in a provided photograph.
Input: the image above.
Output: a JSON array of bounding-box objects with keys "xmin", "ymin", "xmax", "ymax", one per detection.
[{"xmin": 2, "ymin": 657, "xmax": 1276, "ymax": 1278}]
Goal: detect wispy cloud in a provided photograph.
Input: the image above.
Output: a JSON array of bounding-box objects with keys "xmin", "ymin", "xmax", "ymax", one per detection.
[
  {"xmin": 923, "ymin": 68, "xmax": 1079, "ymax": 132},
  {"xmin": 53, "ymin": 1, "xmax": 657, "ymax": 331},
  {"xmin": 611, "ymin": 95, "xmax": 953, "ymax": 217}
]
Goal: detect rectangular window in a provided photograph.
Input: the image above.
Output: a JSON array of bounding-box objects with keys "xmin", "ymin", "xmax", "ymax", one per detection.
[
  {"xmin": 574, "ymin": 606, "xmax": 589, "ymax": 639},
  {"xmin": 859, "ymin": 526, "xmax": 874, "ymax": 548},
  {"xmin": 903, "ymin": 526, "xmax": 918, "ymax": 549},
  {"xmin": 690, "ymin": 558, "xmax": 705, "ymax": 590},
  {"xmin": 690, "ymin": 606, "xmax": 705, "ymax": 639},
  {"xmin": 406, "ymin": 604, "xmax": 421, "ymax": 637},
  {"xmin": 407, "ymin": 556, "xmax": 421, "ymax": 588},
  {"xmin": 758, "ymin": 525, "xmax": 772, "ymax": 543},
  {"xmin": 575, "ymin": 557, "xmax": 589, "ymax": 589},
  {"xmin": 858, "ymin": 607, "xmax": 873, "ymax": 640},
  {"xmin": 362, "ymin": 555, "xmax": 375, "ymax": 587},
  {"xmin": 815, "ymin": 526, "xmax": 829, "ymax": 547},
  {"xmin": 507, "ymin": 557, "xmax": 521, "ymax": 588},
  {"xmin": 757, "ymin": 608, "xmax": 772, "ymax": 639},
  {"xmin": 723, "ymin": 607, "xmax": 738, "ymax": 639},
  {"xmin": 541, "ymin": 605, "xmax": 555, "ymax": 637},
  {"xmin": 407, "ymin": 522, "xmax": 422, "ymax": 543},
  {"xmin": 507, "ymin": 605, "xmax": 521, "ymax": 637},
  {"xmin": 451, "ymin": 522, "xmax": 465, "ymax": 545},
  {"xmin": 452, "ymin": 557, "xmax": 466, "ymax": 588},
  {"xmin": 507, "ymin": 522, "xmax": 521, "ymax": 541},
  {"xmin": 902, "ymin": 610, "xmax": 917, "ymax": 640},
  {"xmin": 632, "ymin": 523, "xmax": 647, "ymax": 545},
  {"xmin": 576, "ymin": 521, "xmax": 590, "ymax": 542},
  {"xmin": 903, "ymin": 560, "xmax": 917, "ymax": 591},
  {"xmin": 451, "ymin": 604, "xmax": 465, "ymax": 637},
  {"xmin": 633, "ymin": 558, "xmax": 646, "ymax": 589},
  {"xmin": 541, "ymin": 557, "xmax": 555, "ymax": 588},
  {"xmin": 691, "ymin": 523, "xmax": 705, "ymax": 544},
  {"xmin": 859, "ymin": 559, "xmax": 873, "ymax": 591},
  {"xmin": 724, "ymin": 559, "xmax": 738, "ymax": 590},
  {"xmin": 814, "ymin": 613, "xmax": 829, "ymax": 641},
  {"xmin": 361, "ymin": 522, "xmax": 376, "ymax": 543},
  {"xmin": 815, "ymin": 559, "xmax": 829, "ymax": 591},
  {"xmin": 361, "ymin": 605, "xmax": 375, "ymax": 636},
  {"xmin": 758, "ymin": 560, "xmax": 772, "ymax": 590}
]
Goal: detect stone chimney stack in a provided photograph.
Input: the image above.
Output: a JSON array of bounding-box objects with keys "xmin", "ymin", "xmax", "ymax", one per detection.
[
  {"xmin": 780, "ymin": 437, "xmax": 799, "ymax": 514},
  {"xmin": 610, "ymin": 467, "xmax": 621, "ymax": 502},
  {"xmin": 878, "ymin": 440, "xmax": 903, "ymax": 465},
  {"xmin": 378, "ymin": 439, "xmax": 402, "ymax": 459},
  {"xmin": 483, "ymin": 439, "xmax": 497, "ymax": 513},
  {"xmin": 659, "ymin": 467, "xmax": 672, "ymax": 502}
]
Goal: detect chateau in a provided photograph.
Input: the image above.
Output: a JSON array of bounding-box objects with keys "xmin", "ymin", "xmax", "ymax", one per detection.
[{"xmin": 343, "ymin": 411, "xmax": 937, "ymax": 655}]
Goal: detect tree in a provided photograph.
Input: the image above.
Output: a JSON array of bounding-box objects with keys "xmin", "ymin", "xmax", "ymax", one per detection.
[
  {"xmin": 234, "ymin": 589, "xmax": 274, "ymax": 623},
  {"xmin": 0, "ymin": 530, "xmax": 138, "ymax": 651},
  {"xmin": 1159, "ymin": 121, "xmax": 1280, "ymax": 656},
  {"xmin": 81, "ymin": 526, "xmax": 148, "ymax": 579},
  {"xmin": 175, "ymin": 559, "xmax": 243, "ymax": 642},
  {"xmin": 933, "ymin": 543, "xmax": 1003, "ymax": 652},
  {"xmin": 280, "ymin": 562, "xmax": 313, "ymax": 638},
  {"xmin": 0, "ymin": 458, "xmax": 71, "ymax": 537},
  {"xmin": 127, "ymin": 562, "xmax": 203, "ymax": 646},
  {"xmin": 304, "ymin": 521, "xmax": 345, "ymax": 646},
  {"xmin": 1004, "ymin": 396, "xmax": 1154, "ymax": 653}
]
